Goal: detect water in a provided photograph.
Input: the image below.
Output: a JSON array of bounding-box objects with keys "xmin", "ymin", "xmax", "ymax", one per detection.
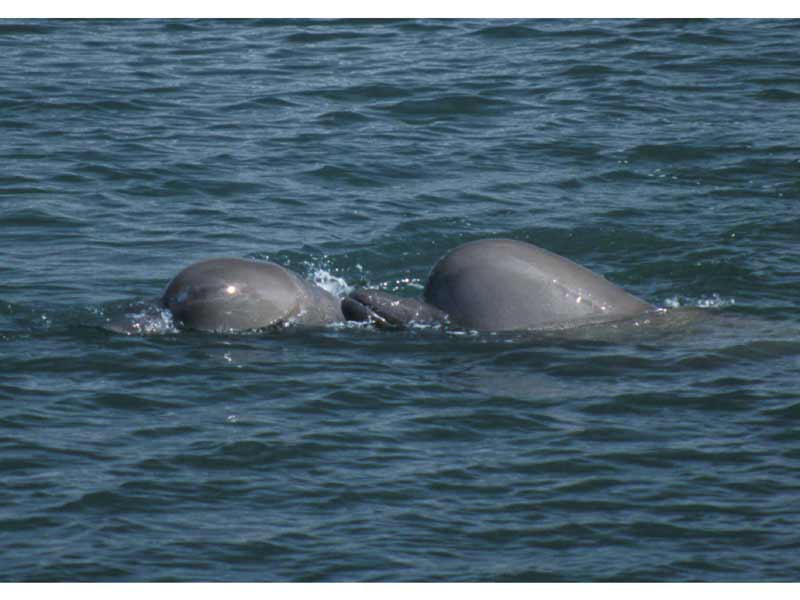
[{"xmin": 1, "ymin": 18, "xmax": 799, "ymax": 582}]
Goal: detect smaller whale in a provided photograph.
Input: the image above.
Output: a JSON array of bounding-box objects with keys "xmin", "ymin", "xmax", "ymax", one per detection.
[
  {"xmin": 162, "ymin": 258, "xmax": 344, "ymax": 332},
  {"xmin": 342, "ymin": 239, "xmax": 654, "ymax": 332},
  {"xmin": 108, "ymin": 258, "xmax": 344, "ymax": 334}
]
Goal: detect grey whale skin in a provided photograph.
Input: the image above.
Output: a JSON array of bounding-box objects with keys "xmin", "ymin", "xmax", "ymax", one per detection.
[
  {"xmin": 162, "ymin": 258, "xmax": 343, "ymax": 332},
  {"xmin": 112, "ymin": 239, "xmax": 652, "ymax": 334},
  {"xmin": 343, "ymin": 239, "xmax": 654, "ymax": 331}
]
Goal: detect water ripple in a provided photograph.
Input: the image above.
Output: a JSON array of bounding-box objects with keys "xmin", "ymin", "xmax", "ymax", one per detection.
[{"xmin": 2, "ymin": 17, "xmax": 800, "ymax": 583}]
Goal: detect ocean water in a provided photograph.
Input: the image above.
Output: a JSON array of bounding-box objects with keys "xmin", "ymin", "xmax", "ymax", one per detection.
[{"xmin": 1, "ymin": 18, "xmax": 799, "ymax": 582}]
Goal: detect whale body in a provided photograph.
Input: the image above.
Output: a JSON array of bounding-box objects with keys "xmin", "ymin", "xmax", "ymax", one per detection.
[
  {"xmin": 343, "ymin": 239, "xmax": 653, "ymax": 332},
  {"xmin": 161, "ymin": 258, "xmax": 343, "ymax": 332},
  {"xmin": 109, "ymin": 239, "xmax": 654, "ymax": 335}
]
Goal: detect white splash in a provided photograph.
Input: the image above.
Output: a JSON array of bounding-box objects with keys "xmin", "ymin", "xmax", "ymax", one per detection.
[
  {"xmin": 663, "ymin": 294, "xmax": 736, "ymax": 309},
  {"xmin": 108, "ymin": 304, "xmax": 178, "ymax": 335},
  {"xmin": 311, "ymin": 268, "xmax": 352, "ymax": 297}
]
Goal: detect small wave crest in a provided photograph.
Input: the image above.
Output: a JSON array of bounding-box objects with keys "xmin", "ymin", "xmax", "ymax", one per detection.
[
  {"xmin": 663, "ymin": 294, "xmax": 736, "ymax": 309},
  {"xmin": 100, "ymin": 299, "xmax": 178, "ymax": 336}
]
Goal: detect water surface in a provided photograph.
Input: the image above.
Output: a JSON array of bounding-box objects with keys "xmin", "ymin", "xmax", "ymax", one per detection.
[{"xmin": 1, "ymin": 19, "xmax": 799, "ymax": 581}]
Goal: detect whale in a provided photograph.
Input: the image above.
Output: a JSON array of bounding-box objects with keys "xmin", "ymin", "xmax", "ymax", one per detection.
[
  {"xmin": 342, "ymin": 239, "xmax": 654, "ymax": 332},
  {"xmin": 104, "ymin": 258, "xmax": 344, "ymax": 334},
  {"xmin": 158, "ymin": 258, "xmax": 344, "ymax": 332}
]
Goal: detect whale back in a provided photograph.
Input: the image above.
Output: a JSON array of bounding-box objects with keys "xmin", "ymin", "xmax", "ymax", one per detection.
[
  {"xmin": 162, "ymin": 258, "xmax": 342, "ymax": 332},
  {"xmin": 341, "ymin": 288, "xmax": 448, "ymax": 329},
  {"xmin": 424, "ymin": 239, "xmax": 652, "ymax": 331}
]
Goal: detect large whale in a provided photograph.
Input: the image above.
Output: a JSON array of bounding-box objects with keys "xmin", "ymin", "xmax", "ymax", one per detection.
[{"xmin": 342, "ymin": 238, "xmax": 654, "ymax": 332}]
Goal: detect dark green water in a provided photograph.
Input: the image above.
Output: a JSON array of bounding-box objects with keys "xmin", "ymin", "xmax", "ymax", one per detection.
[{"xmin": 1, "ymin": 19, "xmax": 799, "ymax": 581}]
